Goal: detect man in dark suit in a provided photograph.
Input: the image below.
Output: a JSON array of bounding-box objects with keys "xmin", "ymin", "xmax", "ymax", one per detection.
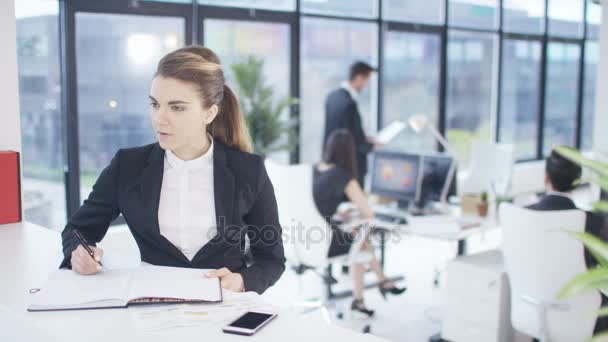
[
  {"xmin": 527, "ymin": 148, "xmax": 607, "ymax": 333},
  {"xmin": 526, "ymin": 149, "xmax": 606, "ymax": 267},
  {"xmin": 323, "ymin": 61, "xmax": 380, "ymax": 186}
]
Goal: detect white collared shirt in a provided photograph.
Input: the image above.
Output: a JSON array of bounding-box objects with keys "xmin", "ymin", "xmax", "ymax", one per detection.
[
  {"xmin": 340, "ymin": 81, "xmax": 358, "ymax": 101},
  {"xmin": 158, "ymin": 137, "xmax": 216, "ymax": 261}
]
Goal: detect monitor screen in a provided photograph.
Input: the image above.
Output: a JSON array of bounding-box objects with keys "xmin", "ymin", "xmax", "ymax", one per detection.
[
  {"xmin": 370, "ymin": 151, "xmax": 420, "ymax": 202},
  {"xmin": 420, "ymin": 154, "xmax": 456, "ymax": 203}
]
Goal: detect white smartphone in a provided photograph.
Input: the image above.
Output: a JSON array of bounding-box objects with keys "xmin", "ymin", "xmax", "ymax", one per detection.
[{"xmin": 222, "ymin": 311, "xmax": 278, "ymax": 336}]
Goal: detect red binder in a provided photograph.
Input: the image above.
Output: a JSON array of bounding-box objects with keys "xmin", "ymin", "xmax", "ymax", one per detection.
[{"xmin": 0, "ymin": 151, "xmax": 22, "ymax": 224}]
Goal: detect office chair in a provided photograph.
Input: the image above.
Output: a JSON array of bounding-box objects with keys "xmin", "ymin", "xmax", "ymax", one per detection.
[
  {"xmin": 461, "ymin": 140, "xmax": 515, "ymax": 196},
  {"xmin": 500, "ymin": 203, "xmax": 600, "ymax": 342},
  {"xmin": 265, "ymin": 161, "xmax": 373, "ymax": 330}
]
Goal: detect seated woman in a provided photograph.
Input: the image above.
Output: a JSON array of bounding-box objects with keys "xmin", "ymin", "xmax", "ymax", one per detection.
[
  {"xmin": 60, "ymin": 45, "xmax": 285, "ymax": 295},
  {"xmin": 313, "ymin": 129, "xmax": 405, "ymax": 317}
]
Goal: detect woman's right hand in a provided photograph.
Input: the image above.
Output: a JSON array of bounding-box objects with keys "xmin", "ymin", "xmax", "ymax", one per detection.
[{"xmin": 70, "ymin": 245, "xmax": 104, "ymax": 275}]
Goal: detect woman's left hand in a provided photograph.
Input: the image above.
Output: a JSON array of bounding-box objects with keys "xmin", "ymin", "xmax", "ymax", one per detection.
[{"xmin": 206, "ymin": 267, "xmax": 245, "ymax": 292}]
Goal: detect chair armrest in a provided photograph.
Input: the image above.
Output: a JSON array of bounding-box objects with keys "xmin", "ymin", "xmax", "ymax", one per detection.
[
  {"xmin": 520, "ymin": 295, "xmax": 571, "ymax": 342},
  {"xmin": 521, "ymin": 295, "xmax": 571, "ymax": 311}
]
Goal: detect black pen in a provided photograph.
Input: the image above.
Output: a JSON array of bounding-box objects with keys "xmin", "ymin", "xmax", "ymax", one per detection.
[{"xmin": 72, "ymin": 230, "xmax": 103, "ymax": 268}]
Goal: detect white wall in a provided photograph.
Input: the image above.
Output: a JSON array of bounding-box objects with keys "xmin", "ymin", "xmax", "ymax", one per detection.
[
  {"xmin": 594, "ymin": 3, "xmax": 608, "ymax": 160},
  {"xmin": 0, "ymin": 0, "xmax": 20, "ymax": 152}
]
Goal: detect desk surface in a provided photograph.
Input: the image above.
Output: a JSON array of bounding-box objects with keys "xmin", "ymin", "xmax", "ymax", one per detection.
[
  {"xmin": 342, "ymin": 203, "xmax": 500, "ymax": 241},
  {"xmin": 0, "ymin": 222, "xmax": 388, "ymax": 342}
]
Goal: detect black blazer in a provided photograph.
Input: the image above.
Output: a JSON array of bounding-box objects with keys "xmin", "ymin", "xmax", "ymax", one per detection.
[
  {"xmin": 527, "ymin": 194, "xmax": 606, "ymax": 268},
  {"xmin": 323, "ymin": 88, "xmax": 373, "ymax": 183},
  {"xmin": 60, "ymin": 141, "xmax": 286, "ymax": 294}
]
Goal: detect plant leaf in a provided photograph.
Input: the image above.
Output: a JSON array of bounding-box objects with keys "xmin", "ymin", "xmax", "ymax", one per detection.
[
  {"xmin": 558, "ymin": 268, "xmax": 608, "ymax": 299},
  {"xmin": 568, "ymin": 232, "xmax": 608, "ymax": 268},
  {"xmin": 598, "ymin": 175, "xmax": 608, "ymax": 194},
  {"xmin": 594, "ymin": 201, "xmax": 608, "ymax": 214},
  {"xmin": 598, "ymin": 307, "xmax": 608, "ymax": 318},
  {"xmin": 554, "ymin": 146, "xmax": 608, "ymax": 178}
]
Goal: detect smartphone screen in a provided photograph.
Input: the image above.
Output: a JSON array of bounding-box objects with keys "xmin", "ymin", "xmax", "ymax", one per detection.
[{"xmin": 227, "ymin": 312, "xmax": 274, "ymax": 330}]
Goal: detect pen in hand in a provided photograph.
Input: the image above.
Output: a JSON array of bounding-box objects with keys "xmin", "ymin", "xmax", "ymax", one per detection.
[{"xmin": 72, "ymin": 230, "xmax": 104, "ymax": 270}]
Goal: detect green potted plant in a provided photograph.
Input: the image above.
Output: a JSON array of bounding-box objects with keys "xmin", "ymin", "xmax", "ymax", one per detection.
[
  {"xmin": 230, "ymin": 56, "xmax": 299, "ymax": 158},
  {"xmin": 477, "ymin": 191, "xmax": 489, "ymax": 217},
  {"xmin": 555, "ymin": 146, "xmax": 608, "ymax": 341}
]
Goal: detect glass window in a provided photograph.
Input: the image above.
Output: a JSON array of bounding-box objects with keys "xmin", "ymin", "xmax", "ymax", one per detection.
[
  {"xmin": 301, "ymin": 0, "xmax": 378, "ymax": 19},
  {"xmin": 446, "ymin": 30, "xmax": 497, "ymax": 167},
  {"xmin": 499, "ymin": 39, "xmax": 542, "ymax": 160},
  {"xmin": 383, "ymin": 31, "xmax": 441, "ymax": 153},
  {"xmin": 383, "ymin": 0, "xmax": 444, "ymax": 24},
  {"xmin": 587, "ymin": 0, "xmax": 601, "ymax": 40},
  {"xmin": 449, "ymin": 0, "xmax": 498, "ymax": 29},
  {"xmin": 547, "ymin": 0, "xmax": 584, "ymax": 38},
  {"xmin": 581, "ymin": 40, "xmax": 599, "ymax": 151},
  {"xmin": 502, "ymin": 0, "xmax": 545, "ymax": 34},
  {"xmin": 75, "ymin": 13, "xmax": 185, "ymax": 199},
  {"xmin": 543, "ymin": 42, "xmax": 581, "ymax": 155},
  {"xmin": 199, "ymin": 0, "xmax": 295, "ymax": 11},
  {"xmin": 15, "ymin": 0, "xmax": 66, "ymax": 231},
  {"xmin": 204, "ymin": 19, "xmax": 291, "ymax": 163},
  {"xmin": 300, "ymin": 18, "xmax": 378, "ymax": 163},
  {"xmin": 144, "ymin": 0, "xmax": 192, "ymax": 3}
]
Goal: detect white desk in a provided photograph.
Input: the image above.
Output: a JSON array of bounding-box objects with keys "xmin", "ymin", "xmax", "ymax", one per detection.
[
  {"xmin": 343, "ymin": 202, "xmax": 498, "ymax": 238},
  {"xmin": 352, "ymin": 204, "xmax": 500, "ymax": 261},
  {"xmin": 0, "ymin": 222, "xmax": 388, "ymax": 342},
  {"xmin": 401, "ymin": 215, "xmax": 498, "ymax": 256}
]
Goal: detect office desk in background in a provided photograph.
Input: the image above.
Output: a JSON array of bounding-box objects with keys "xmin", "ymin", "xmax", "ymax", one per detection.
[
  {"xmin": 368, "ymin": 205, "xmax": 501, "ymax": 342},
  {"xmin": 347, "ymin": 203, "xmax": 500, "ymax": 265},
  {"xmin": 329, "ymin": 204, "xmax": 498, "ymax": 303},
  {"xmin": 0, "ymin": 222, "xmax": 388, "ymax": 342}
]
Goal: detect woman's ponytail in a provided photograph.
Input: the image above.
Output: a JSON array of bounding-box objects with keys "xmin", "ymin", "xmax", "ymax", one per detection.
[{"xmin": 208, "ymin": 84, "xmax": 253, "ymax": 153}]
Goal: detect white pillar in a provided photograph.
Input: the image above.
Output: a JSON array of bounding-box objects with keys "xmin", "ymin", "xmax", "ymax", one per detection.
[
  {"xmin": 0, "ymin": 0, "xmax": 21, "ymax": 152},
  {"xmin": 593, "ymin": 3, "xmax": 608, "ymax": 159}
]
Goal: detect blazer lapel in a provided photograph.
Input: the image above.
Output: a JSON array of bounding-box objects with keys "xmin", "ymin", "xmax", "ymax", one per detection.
[
  {"xmin": 192, "ymin": 141, "xmax": 236, "ymax": 264},
  {"xmin": 135, "ymin": 143, "xmax": 190, "ymax": 263},
  {"xmin": 213, "ymin": 142, "xmax": 236, "ymax": 236}
]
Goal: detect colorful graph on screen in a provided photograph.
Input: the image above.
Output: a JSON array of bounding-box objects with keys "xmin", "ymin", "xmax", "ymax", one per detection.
[{"xmin": 375, "ymin": 157, "xmax": 418, "ymax": 194}]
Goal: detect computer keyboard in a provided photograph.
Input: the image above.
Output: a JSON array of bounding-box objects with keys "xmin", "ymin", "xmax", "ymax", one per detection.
[{"xmin": 374, "ymin": 212, "xmax": 407, "ymax": 225}]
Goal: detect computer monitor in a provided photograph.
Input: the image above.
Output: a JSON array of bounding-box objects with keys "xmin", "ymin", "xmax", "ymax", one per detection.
[
  {"xmin": 370, "ymin": 151, "xmax": 421, "ymax": 208},
  {"xmin": 419, "ymin": 154, "xmax": 457, "ymax": 205}
]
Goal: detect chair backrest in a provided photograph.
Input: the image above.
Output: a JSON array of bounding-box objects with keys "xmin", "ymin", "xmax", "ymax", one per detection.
[
  {"xmin": 265, "ymin": 160, "xmax": 332, "ymax": 269},
  {"xmin": 461, "ymin": 140, "xmax": 515, "ymax": 195},
  {"xmin": 500, "ymin": 203, "xmax": 600, "ymax": 341}
]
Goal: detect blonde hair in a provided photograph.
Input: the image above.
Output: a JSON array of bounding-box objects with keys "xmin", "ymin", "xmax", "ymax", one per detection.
[{"xmin": 154, "ymin": 45, "xmax": 253, "ymax": 153}]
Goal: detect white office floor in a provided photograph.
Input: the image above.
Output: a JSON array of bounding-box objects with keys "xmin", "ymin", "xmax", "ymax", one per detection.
[{"xmin": 260, "ymin": 228, "xmax": 503, "ymax": 342}]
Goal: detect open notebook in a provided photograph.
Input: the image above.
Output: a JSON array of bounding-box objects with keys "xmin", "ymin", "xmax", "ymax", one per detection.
[{"xmin": 28, "ymin": 265, "xmax": 222, "ymax": 311}]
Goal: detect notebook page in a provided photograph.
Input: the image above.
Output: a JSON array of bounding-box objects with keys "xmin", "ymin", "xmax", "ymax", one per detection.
[
  {"xmin": 375, "ymin": 120, "xmax": 406, "ymax": 145},
  {"xmin": 29, "ymin": 269, "xmax": 131, "ymax": 308},
  {"xmin": 127, "ymin": 265, "xmax": 221, "ymax": 302}
]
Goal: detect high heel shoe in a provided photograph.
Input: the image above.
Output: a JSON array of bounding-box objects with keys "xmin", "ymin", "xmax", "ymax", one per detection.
[
  {"xmin": 379, "ymin": 280, "xmax": 407, "ymax": 300},
  {"xmin": 351, "ymin": 299, "xmax": 375, "ymax": 317}
]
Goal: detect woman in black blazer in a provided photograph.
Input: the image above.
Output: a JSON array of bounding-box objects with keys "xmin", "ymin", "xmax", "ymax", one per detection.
[{"xmin": 61, "ymin": 45, "xmax": 285, "ymax": 294}]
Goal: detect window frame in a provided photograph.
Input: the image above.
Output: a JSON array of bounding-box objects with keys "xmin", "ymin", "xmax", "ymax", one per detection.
[
  {"xmin": 62, "ymin": 0, "xmax": 193, "ymax": 220},
  {"xmin": 46, "ymin": 0, "xmax": 597, "ymax": 222}
]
